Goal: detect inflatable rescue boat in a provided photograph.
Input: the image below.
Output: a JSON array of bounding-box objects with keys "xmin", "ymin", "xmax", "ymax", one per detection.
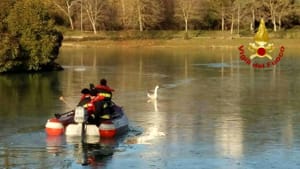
[{"xmin": 45, "ymin": 104, "xmax": 128, "ymax": 138}]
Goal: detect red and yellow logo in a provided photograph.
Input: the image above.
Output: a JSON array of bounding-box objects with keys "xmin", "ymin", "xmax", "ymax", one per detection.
[{"xmin": 239, "ymin": 18, "xmax": 285, "ymax": 68}]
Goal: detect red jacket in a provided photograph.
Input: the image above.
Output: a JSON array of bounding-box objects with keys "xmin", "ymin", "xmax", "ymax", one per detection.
[
  {"xmin": 86, "ymin": 95, "xmax": 105, "ymax": 114},
  {"xmin": 95, "ymin": 85, "xmax": 114, "ymax": 92},
  {"xmin": 80, "ymin": 94, "xmax": 90, "ymax": 101},
  {"xmin": 95, "ymin": 85, "xmax": 114, "ymax": 100}
]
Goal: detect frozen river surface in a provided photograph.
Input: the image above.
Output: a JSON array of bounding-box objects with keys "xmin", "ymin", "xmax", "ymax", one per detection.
[{"xmin": 1, "ymin": 47, "xmax": 300, "ymax": 169}]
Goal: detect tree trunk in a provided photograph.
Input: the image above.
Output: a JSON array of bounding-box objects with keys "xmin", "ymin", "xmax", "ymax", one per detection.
[
  {"xmin": 278, "ymin": 15, "xmax": 282, "ymax": 30},
  {"xmin": 67, "ymin": 5, "xmax": 74, "ymax": 30},
  {"xmin": 269, "ymin": 0, "xmax": 277, "ymax": 32},
  {"xmin": 84, "ymin": 0, "xmax": 97, "ymax": 34},
  {"xmin": 92, "ymin": 23, "xmax": 97, "ymax": 34},
  {"xmin": 185, "ymin": 18, "xmax": 188, "ymax": 33},
  {"xmin": 230, "ymin": 13, "xmax": 234, "ymax": 34},
  {"xmin": 137, "ymin": 1, "xmax": 143, "ymax": 32},
  {"xmin": 68, "ymin": 16, "xmax": 74, "ymax": 30},
  {"xmin": 272, "ymin": 16, "xmax": 277, "ymax": 32},
  {"xmin": 221, "ymin": 6, "xmax": 225, "ymax": 31},
  {"xmin": 237, "ymin": 3, "xmax": 240, "ymax": 34},
  {"xmin": 52, "ymin": 0, "xmax": 74, "ymax": 30},
  {"xmin": 120, "ymin": 0, "xmax": 126, "ymax": 28},
  {"xmin": 250, "ymin": 0, "xmax": 255, "ymax": 32},
  {"xmin": 251, "ymin": 8, "xmax": 255, "ymax": 32},
  {"xmin": 221, "ymin": 15, "xmax": 224, "ymax": 31},
  {"xmin": 80, "ymin": 0, "xmax": 83, "ymax": 32}
]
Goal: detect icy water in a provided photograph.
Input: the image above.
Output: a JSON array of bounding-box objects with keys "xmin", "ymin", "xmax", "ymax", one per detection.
[{"xmin": 1, "ymin": 46, "xmax": 300, "ymax": 169}]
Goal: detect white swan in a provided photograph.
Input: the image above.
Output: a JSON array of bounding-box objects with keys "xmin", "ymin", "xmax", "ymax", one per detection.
[{"xmin": 147, "ymin": 85, "xmax": 159, "ymax": 100}]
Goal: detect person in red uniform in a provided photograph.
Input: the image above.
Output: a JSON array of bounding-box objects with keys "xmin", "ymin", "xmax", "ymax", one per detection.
[
  {"xmin": 77, "ymin": 88, "xmax": 91, "ymax": 107},
  {"xmin": 79, "ymin": 79, "xmax": 114, "ymax": 125},
  {"xmin": 94, "ymin": 79, "xmax": 115, "ymax": 123},
  {"xmin": 86, "ymin": 89, "xmax": 105, "ymax": 125},
  {"xmin": 76, "ymin": 88, "xmax": 97, "ymax": 124},
  {"xmin": 95, "ymin": 78, "xmax": 114, "ymax": 101}
]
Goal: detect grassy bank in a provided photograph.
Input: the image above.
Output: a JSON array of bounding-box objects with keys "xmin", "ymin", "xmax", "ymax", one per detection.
[{"xmin": 62, "ymin": 30, "xmax": 300, "ymax": 48}]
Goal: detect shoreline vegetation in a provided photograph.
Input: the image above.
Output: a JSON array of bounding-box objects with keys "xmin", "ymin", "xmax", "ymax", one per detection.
[
  {"xmin": 62, "ymin": 30, "xmax": 300, "ymax": 48},
  {"xmin": 2, "ymin": 0, "xmax": 300, "ymax": 73}
]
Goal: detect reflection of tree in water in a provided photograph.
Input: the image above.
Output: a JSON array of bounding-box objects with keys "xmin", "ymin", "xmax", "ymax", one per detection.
[
  {"xmin": 67, "ymin": 134, "xmax": 128, "ymax": 166},
  {"xmin": 0, "ymin": 73, "xmax": 61, "ymax": 117}
]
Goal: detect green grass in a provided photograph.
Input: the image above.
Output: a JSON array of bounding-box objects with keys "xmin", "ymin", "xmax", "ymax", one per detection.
[
  {"xmin": 62, "ymin": 30, "xmax": 244, "ymax": 40},
  {"xmin": 61, "ymin": 29, "xmax": 300, "ymax": 48}
]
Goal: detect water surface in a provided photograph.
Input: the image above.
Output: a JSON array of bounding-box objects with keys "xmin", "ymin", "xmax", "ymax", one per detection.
[{"xmin": 1, "ymin": 46, "xmax": 300, "ymax": 169}]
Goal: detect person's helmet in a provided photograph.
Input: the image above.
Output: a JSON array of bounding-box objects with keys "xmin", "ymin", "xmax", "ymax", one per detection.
[
  {"xmin": 81, "ymin": 88, "xmax": 90, "ymax": 94},
  {"xmin": 100, "ymin": 79, "xmax": 107, "ymax": 86},
  {"xmin": 90, "ymin": 89, "xmax": 98, "ymax": 96}
]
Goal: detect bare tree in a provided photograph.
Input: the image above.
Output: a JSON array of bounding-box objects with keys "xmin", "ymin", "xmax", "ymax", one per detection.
[
  {"xmin": 137, "ymin": 0, "xmax": 143, "ymax": 31},
  {"xmin": 277, "ymin": 0, "xmax": 293, "ymax": 30},
  {"xmin": 237, "ymin": 0, "xmax": 241, "ymax": 34},
  {"xmin": 135, "ymin": 0, "xmax": 165, "ymax": 31},
  {"xmin": 111, "ymin": 0, "xmax": 134, "ymax": 30},
  {"xmin": 174, "ymin": 0, "xmax": 202, "ymax": 34},
  {"xmin": 83, "ymin": 0, "xmax": 108, "ymax": 34},
  {"xmin": 80, "ymin": 0, "xmax": 83, "ymax": 31},
  {"xmin": 250, "ymin": 0, "xmax": 257, "ymax": 32},
  {"xmin": 120, "ymin": 0, "xmax": 127, "ymax": 28},
  {"xmin": 50, "ymin": 0, "xmax": 77, "ymax": 30},
  {"xmin": 263, "ymin": 0, "xmax": 293, "ymax": 32},
  {"xmin": 209, "ymin": 0, "xmax": 231, "ymax": 32},
  {"xmin": 113, "ymin": 0, "xmax": 164, "ymax": 31},
  {"xmin": 229, "ymin": 0, "xmax": 245, "ymax": 35},
  {"xmin": 43, "ymin": 0, "xmax": 300, "ymax": 32},
  {"xmin": 229, "ymin": 0, "xmax": 295, "ymax": 32},
  {"xmin": 264, "ymin": 0, "xmax": 277, "ymax": 31},
  {"xmin": 229, "ymin": 0, "xmax": 237, "ymax": 34},
  {"xmin": 231, "ymin": 0, "xmax": 266, "ymax": 32}
]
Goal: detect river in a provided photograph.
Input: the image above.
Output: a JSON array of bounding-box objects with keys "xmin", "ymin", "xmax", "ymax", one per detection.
[{"xmin": 1, "ymin": 45, "xmax": 300, "ymax": 169}]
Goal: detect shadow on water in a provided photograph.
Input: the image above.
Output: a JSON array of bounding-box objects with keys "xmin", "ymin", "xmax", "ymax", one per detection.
[
  {"xmin": 0, "ymin": 121, "xmax": 143, "ymax": 168},
  {"xmin": 0, "ymin": 72, "xmax": 63, "ymax": 139},
  {"xmin": 43, "ymin": 123, "xmax": 143, "ymax": 167},
  {"xmin": 63, "ymin": 136, "xmax": 117, "ymax": 166}
]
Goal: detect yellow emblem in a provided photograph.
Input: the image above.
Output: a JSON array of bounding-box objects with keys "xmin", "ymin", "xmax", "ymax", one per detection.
[{"xmin": 248, "ymin": 18, "xmax": 274, "ymax": 60}]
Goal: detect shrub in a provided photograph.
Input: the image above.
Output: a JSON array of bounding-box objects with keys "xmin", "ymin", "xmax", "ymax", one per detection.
[{"xmin": 0, "ymin": 0, "xmax": 63, "ymax": 73}]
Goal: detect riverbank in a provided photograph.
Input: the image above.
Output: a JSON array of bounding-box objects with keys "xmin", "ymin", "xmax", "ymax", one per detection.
[
  {"xmin": 61, "ymin": 30, "xmax": 300, "ymax": 48},
  {"xmin": 62, "ymin": 37, "xmax": 300, "ymax": 48}
]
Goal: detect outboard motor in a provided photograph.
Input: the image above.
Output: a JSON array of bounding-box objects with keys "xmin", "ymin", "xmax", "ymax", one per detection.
[
  {"xmin": 65, "ymin": 106, "xmax": 86, "ymax": 137},
  {"xmin": 74, "ymin": 106, "xmax": 86, "ymax": 124},
  {"xmin": 75, "ymin": 106, "xmax": 86, "ymax": 142},
  {"xmin": 65, "ymin": 106, "xmax": 100, "ymax": 137}
]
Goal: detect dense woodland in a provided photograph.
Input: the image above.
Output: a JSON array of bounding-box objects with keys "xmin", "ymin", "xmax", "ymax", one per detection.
[
  {"xmin": 1, "ymin": 0, "xmax": 300, "ymax": 73},
  {"xmin": 1, "ymin": 0, "xmax": 300, "ymax": 35},
  {"xmin": 47, "ymin": 0, "xmax": 300, "ymax": 33}
]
